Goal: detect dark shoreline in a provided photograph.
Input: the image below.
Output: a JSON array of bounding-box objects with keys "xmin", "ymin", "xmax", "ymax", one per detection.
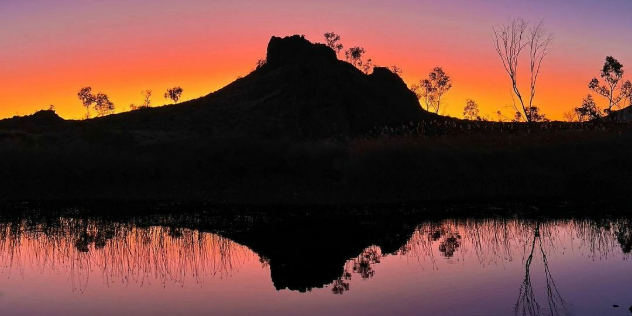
[
  {"xmin": 2, "ymin": 122, "xmax": 631, "ymax": 207},
  {"xmin": 2, "ymin": 197, "xmax": 630, "ymax": 218}
]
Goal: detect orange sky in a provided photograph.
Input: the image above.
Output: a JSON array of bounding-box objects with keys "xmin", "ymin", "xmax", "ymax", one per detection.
[{"xmin": 2, "ymin": 0, "xmax": 631, "ymax": 121}]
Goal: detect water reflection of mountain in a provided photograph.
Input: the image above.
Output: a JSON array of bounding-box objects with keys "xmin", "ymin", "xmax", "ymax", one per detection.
[
  {"xmin": 0, "ymin": 206, "xmax": 630, "ymax": 298},
  {"xmin": 224, "ymin": 211, "xmax": 419, "ymax": 292}
]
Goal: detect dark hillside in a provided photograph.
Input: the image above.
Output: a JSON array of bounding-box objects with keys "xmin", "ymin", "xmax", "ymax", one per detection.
[
  {"xmin": 92, "ymin": 35, "xmax": 431, "ymax": 139},
  {"xmin": 0, "ymin": 110, "xmax": 69, "ymax": 134}
]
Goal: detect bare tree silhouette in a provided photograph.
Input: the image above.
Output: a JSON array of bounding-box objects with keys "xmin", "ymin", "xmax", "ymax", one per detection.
[
  {"xmin": 130, "ymin": 90, "xmax": 152, "ymax": 110},
  {"xmin": 514, "ymin": 223, "xmax": 567, "ymax": 316},
  {"xmin": 142, "ymin": 90, "xmax": 152, "ymax": 108},
  {"xmin": 493, "ymin": 19, "xmax": 553, "ymax": 122}
]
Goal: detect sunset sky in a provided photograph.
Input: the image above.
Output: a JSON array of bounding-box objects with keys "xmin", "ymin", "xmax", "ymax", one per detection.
[{"xmin": 2, "ymin": 0, "xmax": 631, "ymax": 120}]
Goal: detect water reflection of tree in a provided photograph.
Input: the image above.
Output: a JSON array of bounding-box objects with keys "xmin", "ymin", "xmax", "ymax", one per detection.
[
  {"xmin": 514, "ymin": 223, "xmax": 568, "ymax": 316},
  {"xmin": 2, "ymin": 214, "xmax": 630, "ymax": 299},
  {"xmin": 399, "ymin": 218, "xmax": 629, "ymax": 265},
  {"xmin": 616, "ymin": 219, "xmax": 632, "ymax": 254},
  {"xmin": 438, "ymin": 231, "xmax": 461, "ymax": 258},
  {"xmin": 330, "ymin": 217, "xmax": 631, "ymax": 298},
  {"xmin": 331, "ymin": 246, "xmax": 382, "ymax": 294},
  {"xmin": 0, "ymin": 218, "xmax": 256, "ymax": 292},
  {"xmin": 353, "ymin": 247, "xmax": 381, "ymax": 279}
]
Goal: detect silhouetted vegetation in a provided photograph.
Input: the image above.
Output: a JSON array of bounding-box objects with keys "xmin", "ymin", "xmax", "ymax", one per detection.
[
  {"xmin": 4, "ymin": 18, "xmax": 632, "ymax": 316},
  {"xmin": 1, "ymin": 35, "xmax": 632, "ymax": 204},
  {"xmin": 130, "ymin": 89, "xmax": 153, "ymax": 110},
  {"xmin": 589, "ymin": 56, "xmax": 632, "ymax": 114},
  {"xmin": 255, "ymin": 58, "xmax": 267, "ymax": 69},
  {"xmin": 323, "ymin": 32, "xmax": 344, "ymax": 55},
  {"xmin": 562, "ymin": 110, "xmax": 578, "ymax": 123},
  {"xmin": 0, "ymin": 206, "xmax": 628, "ymax": 299},
  {"xmin": 521, "ymin": 105, "xmax": 548, "ymax": 123},
  {"xmin": 514, "ymin": 223, "xmax": 567, "ymax": 316},
  {"xmin": 164, "ymin": 86, "xmax": 184, "ymax": 104},
  {"xmin": 463, "ymin": 99, "xmax": 481, "ymax": 120},
  {"xmin": 77, "ymin": 87, "xmax": 95, "ymax": 119},
  {"xmin": 493, "ymin": 19, "xmax": 552, "ymax": 122},
  {"xmin": 574, "ymin": 94, "xmax": 602, "ymax": 122},
  {"xmin": 345, "ymin": 46, "xmax": 366, "ymax": 68},
  {"xmin": 78, "ymin": 87, "xmax": 115, "ymax": 119},
  {"xmin": 410, "ymin": 67, "xmax": 453, "ymax": 114},
  {"xmin": 323, "ymin": 32, "xmax": 376, "ymax": 74},
  {"xmin": 361, "ymin": 58, "xmax": 374, "ymax": 75},
  {"xmin": 95, "ymin": 93, "xmax": 115, "ymax": 117},
  {"xmin": 389, "ymin": 65, "xmax": 402, "ymax": 75}
]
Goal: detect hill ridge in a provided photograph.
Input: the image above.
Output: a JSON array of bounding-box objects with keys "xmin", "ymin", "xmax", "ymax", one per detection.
[{"xmin": 2, "ymin": 35, "xmax": 430, "ymax": 139}]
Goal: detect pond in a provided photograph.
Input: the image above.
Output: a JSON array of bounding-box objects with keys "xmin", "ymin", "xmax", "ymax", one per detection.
[{"xmin": 0, "ymin": 205, "xmax": 631, "ymax": 316}]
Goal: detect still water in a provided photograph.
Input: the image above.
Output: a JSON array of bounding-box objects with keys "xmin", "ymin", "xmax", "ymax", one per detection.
[{"xmin": 0, "ymin": 208, "xmax": 631, "ymax": 316}]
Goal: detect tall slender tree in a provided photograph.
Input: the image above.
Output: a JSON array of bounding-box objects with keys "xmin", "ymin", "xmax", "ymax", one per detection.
[
  {"xmin": 77, "ymin": 87, "xmax": 96, "ymax": 119},
  {"xmin": 492, "ymin": 19, "xmax": 553, "ymax": 122},
  {"xmin": 141, "ymin": 90, "xmax": 152, "ymax": 108}
]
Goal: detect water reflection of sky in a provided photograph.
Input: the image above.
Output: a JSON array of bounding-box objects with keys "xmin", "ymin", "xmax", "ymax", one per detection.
[{"xmin": 0, "ymin": 218, "xmax": 631, "ymax": 316}]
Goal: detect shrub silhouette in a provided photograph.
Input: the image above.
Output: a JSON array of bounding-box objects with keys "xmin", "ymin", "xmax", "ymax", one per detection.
[
  {"xmin": 574, "ymin": 94, "xmax": 601, "ymax": 122},
  {"xmin": 463, "ymin": 99, "xmax": 480, "ymax": 121},
  {"xmin": 130, "ymin": 90, "xmax": 153, "ymax": 110},
  {"xmin": 323, "ymin": 32, "xmax": 344, "ymax": 55},
  {"xmin": 345, "ymin": 46, "xmax": 365, "ymax": 68},
  {"xmin": 164, "ymin": 87, "xmax": 184, "ymax": 104}
]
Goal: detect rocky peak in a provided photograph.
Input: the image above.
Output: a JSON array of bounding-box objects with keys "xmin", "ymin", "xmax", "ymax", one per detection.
[{"xmin": 266, "ymin": 35, "xmax": 338, "ymax": 67}]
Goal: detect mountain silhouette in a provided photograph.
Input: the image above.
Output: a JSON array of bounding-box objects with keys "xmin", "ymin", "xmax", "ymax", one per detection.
[
  {"xmin": 1, "ymin": 35, "xmax": 430, "ymax": 139},
  {"xmin": 104, "ymin": 35, "xmax": 430, "ymax": 139},
  {"xmin": 223, "ymin": 210, "xmax": 418, "ymax": 292},
  {"xmin": 0, "ymin": 205, "xmax": 431, "ymax": 293}
]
